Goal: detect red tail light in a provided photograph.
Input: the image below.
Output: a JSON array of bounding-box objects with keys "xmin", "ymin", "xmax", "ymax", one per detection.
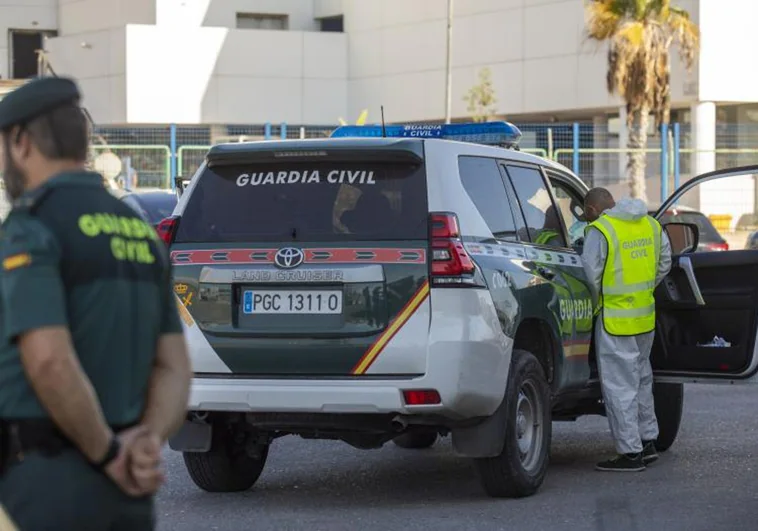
[
  {"xmin": 156, "ymin": 216, "xmax": 180, "ymax": 246},
  {"xmin": 429, "ymin": 212, "xmax": 476, "ymax": 283},
  {"xmin": 706, "ymin": 242, "xmax": 729, "ymax": 252},
  {"xmin": 402, "ymin": 389, "xmax": 441, "ymax": 406}
]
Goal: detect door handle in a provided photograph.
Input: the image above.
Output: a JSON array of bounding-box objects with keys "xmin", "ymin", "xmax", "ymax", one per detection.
[
  {"xmin": 536, "ymin": 266, "xmax": 556, "ymax": 280},
  {"xmin": 679, "ymin": 256, "xmax": 706, "ymax": 306}
]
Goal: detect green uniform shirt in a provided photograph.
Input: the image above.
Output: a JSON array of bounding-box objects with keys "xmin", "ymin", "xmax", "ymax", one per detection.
[{"xmin": 0, "ymin": 171, "xmax": 183, "ymax": 425}]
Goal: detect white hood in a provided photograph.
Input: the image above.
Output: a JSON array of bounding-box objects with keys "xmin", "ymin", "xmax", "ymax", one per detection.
[{"xmin": 605, "ymin": 198, "xmax": 648, "ymax": 221}]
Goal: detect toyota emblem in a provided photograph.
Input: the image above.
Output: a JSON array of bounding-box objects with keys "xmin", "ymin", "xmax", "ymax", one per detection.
[{"xmin": 274, "ymin": 247, "xmax": 305, "ymax": 269}]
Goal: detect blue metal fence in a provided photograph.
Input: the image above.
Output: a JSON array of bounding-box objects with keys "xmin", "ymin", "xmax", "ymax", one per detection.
[{"xmin": 93, "ymin": 121, "xmax": 755, "ymax": 204}]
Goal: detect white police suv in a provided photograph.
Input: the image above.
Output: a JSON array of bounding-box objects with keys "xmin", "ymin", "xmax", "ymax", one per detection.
[{"xmin": 160, "ymin": 121, "xmax": 758, "ymax": 498}]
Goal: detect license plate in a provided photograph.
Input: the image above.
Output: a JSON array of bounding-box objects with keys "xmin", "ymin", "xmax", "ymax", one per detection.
[{"xmin": 242, "ymin": 290, "xmax": 343, "ymax": 315}]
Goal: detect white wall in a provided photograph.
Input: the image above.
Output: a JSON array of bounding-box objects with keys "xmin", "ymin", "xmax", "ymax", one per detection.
[
  {"xmin": 314, "ymin": 0, "xmax": 343, "ymax": 19},
  {"xmin": 0, "ymin": 0, "xmax": 57, "ymax": 78},
  {"xmin": 49, "ymin": 0, "xmax": 149, "ymax": 124},
  {"xmin": 123, "ymin": 24, "xmax": 346, "ymax": 124},
  {"xmin": 44, "ymin": 27, "xmax": 126, "ymax": 122},
  {"xmin": 697, "ymin": 0, "xmax": 758, "ymax": 102},
  {"xmin": 202, "ymin": 0, "xmax": 318, "ymax": 31},
  {"xmin": 345, "ymin": 0, "xmax": 700, "ymax": 122},
  {"xmin": 58, "ymin": 0, "xmax": 153, "ymax": 35}
]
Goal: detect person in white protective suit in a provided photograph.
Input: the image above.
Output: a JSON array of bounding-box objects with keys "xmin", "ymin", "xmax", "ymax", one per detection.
[{"xmin": 581, "ymin": 188, "xmax": 672, "ymax": 472}]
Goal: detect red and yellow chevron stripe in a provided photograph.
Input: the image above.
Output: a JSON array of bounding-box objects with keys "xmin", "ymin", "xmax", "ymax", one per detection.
[
  {"xmin": 351, "ymin": 280, "xmax": 430, "ymax": 375},
  {"xmin": 170, "ymin": 247, "xmax": 426, "ymax": 266}
]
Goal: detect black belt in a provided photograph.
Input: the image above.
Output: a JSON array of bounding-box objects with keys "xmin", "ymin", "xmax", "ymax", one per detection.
[{"xmin": 0, "ymin": 418, "xmax": 138, "ymax": 471}]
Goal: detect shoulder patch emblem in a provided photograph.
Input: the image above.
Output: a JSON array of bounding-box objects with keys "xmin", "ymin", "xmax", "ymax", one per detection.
[{"xmin": 2, "ymin": 253, "xmax": 31, "ymax": 271}]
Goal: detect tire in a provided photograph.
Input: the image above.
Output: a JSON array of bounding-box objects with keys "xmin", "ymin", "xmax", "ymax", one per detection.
[
  {"xmin": 653, "ymin": 382, "xmax": 684, "ymax": 452},
  {"xmin": 474, "ymin": 349, "xmax": 552, "ymax": 498},
  {"xmin": 393, "ymin": 432, "xmax": 438, "ymax": 449},
  {"xmin": 183, "ymin": 423, "xmax": 269, "ymax": 492}
]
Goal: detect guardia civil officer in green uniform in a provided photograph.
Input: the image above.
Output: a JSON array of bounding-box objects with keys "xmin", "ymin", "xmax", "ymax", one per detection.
[{"xmin": 0, "ymin": 77, "xmax": 191, "ymax": 530}]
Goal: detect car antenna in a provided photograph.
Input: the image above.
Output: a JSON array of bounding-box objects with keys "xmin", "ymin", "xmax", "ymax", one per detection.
[{"xmin": 380, "ymin": 105, "xmax": 387, "ymax": 138}]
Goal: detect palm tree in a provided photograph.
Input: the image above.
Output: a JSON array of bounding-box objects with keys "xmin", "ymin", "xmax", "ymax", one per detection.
[{"xmin": 585, "ymin": 0, "xmax": 699, "ymax": 200}]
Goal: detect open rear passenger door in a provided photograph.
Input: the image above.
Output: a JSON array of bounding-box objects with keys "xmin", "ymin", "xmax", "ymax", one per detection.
[{"xmin": 652, "ymin": 165, "xmax": 758, "ymax": 383}]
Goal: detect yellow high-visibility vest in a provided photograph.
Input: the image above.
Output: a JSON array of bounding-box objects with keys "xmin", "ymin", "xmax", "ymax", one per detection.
[
  {"xmin": 534, "ymin": 229, "xmax": 560, "ymax": 246},
  {"xmin": 586, "ymin": 213, "xmax": 661, "ymax": 336}
]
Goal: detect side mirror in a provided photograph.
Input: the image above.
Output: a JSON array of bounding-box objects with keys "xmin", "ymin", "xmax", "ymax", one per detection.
[
  {"xmin": 569, "ymin": 199, "xmax": 585, "ymax": 222},
  {"xmin": 663, "ymin": 222, "xmax": 699, "ymax": 255}
]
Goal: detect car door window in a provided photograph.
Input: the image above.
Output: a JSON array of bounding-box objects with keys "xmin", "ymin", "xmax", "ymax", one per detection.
[
  {"xmin": 658, "ymin": 174, "xmax": 747, "ymax": 252},
  {"xmin": 504, "ymin": 165, "xmax": 567, "ymax": 248},
  {"xmin": 458, "ymin": 156, "xmax": 519, "ymax": 241},
  {"xmin": 547, "ymin": 174, "xmax": 587, "ymax": 246}
]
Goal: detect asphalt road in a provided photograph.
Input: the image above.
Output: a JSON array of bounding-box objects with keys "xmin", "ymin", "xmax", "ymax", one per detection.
[{"xmin": 156, "ymin": 384, "xmax": 758, "ymax": 531}]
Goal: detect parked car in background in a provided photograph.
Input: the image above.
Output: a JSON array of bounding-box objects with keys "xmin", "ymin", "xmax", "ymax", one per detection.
[
  {"xmin": 651, "ymin": 205, "xmax": 729, "ymax": 252},
  {"xmin": 745, "ymin": 230, "xmax": 758, "ymax": 250},
  {"xmin": 120, "ymin": 190, "xmax": 178, "ymax": 227}
]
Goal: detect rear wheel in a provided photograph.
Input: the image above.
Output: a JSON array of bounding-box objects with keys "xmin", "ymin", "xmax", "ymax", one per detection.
[
  {"xmin": 474, "ymin": 350, "xmax": 551, "ymax": 498},
  {"xmin": 393, "ymin": 432, "xmax": 438, "ymax": 449},
  {"xmin": 653, "ymin": 382, "xmax": 684, "ymax": 452},
  {"xmin": 183, "ymin": 422, "xmax": 269, "ymax": 492}
]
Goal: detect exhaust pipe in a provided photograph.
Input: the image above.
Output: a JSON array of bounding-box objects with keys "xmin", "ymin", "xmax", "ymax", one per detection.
[
  {"xmin": 391, "ymin": 416, "xmax": 408, "ymax": 432},
  {"xmin": 191, "ymin": 411, "xmax": 209, "ymax": 422}
]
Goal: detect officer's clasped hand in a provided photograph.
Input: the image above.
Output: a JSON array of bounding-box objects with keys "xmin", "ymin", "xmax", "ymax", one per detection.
[
  {"xmin": 104, "ymin": 425, "xmax": 164, "ymax": 497},
  {"xmin": 128, "ymin": 430, "xmax": 164, "ymax": 493}
]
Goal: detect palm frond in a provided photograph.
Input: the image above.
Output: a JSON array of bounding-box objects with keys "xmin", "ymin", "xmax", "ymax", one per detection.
[
  {"xmin": 644, "ymin": 0, "xmax": 671, "ymax": 20},
  {"xmin": 585, "ymin": 0, "xmax": 623, "ymax": 40},
  {"xmin": 615, "ymin": 20, "xmax": 646, "ymax": 48},
  {"xmin": 586, "ymin": 0, "xmax": 698, "ymax": 131},
  {"xmin": 667, "ymin": 10, "xmax": 699, "ymax": 69},
  {"xmin": 669, "ymin": 6, "xmax": 691, "ymax": 19}
]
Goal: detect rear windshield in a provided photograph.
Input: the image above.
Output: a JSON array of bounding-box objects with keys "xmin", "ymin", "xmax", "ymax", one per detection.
[
  {"xmin": 660, "ymin": 211, "xmax": 723, "ymax": 241},
  {"xmin": 175, "ymin": 160, "xmax": 428, "ymax": 243}
]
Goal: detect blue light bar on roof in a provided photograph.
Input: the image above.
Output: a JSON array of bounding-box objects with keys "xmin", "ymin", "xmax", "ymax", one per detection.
[{"xmin": 329, "ymin": 121, "xmax": 522, "ymax": 148}]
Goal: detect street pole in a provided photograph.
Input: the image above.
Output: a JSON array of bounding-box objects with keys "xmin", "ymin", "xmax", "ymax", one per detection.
[{"xmin": 444, "ymin": 0, "xmax": 453, "ymax": 124}]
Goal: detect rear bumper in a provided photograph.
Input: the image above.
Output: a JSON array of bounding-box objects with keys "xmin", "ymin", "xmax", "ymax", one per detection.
[
  {"xmin": 189, "ymin": 377, "xmax": 430, "ymax": 415},
  {"xmin": 186, "ymin": 289, "xmax": 513, "ymax": 421}
]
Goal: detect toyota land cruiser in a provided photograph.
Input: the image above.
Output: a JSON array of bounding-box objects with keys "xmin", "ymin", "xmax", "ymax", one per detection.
[{"xmin": 162, "ymin": 123, "xmax": 758, "ymax": 498}]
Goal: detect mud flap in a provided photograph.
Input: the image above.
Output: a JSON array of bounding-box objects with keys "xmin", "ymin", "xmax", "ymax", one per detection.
[
  {"xmin": 168, "ymin": 420, "xmax": 213, "ymax": 453},
  {"xmin": 450, "ymin": 389, "xmax": 509, "ymax": 458}
]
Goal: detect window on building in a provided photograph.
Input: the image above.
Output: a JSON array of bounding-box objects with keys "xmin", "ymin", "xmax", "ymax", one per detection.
[
  {"xmin": 458, "ymin": 156, "xmax": 519, "ymax": 241},
  {"xmin": 236, "ymin": 13, "xmax": 288, "ymax": 30},
  {"xmin": 319, "ymin": 15, "xmax": 344, "ymax": 32},
  {"xmin": 10, "ymin": 30, "xmax": 57, "ymax": 79}
]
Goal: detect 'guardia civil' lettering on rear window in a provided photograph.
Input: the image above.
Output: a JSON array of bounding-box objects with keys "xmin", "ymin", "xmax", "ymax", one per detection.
[{"xmin": 236, "ymin": 170, "xmax": 376, "ymax": 187}]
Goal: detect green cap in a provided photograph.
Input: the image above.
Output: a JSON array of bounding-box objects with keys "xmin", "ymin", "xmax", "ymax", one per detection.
[{"xmin": 0, "ymin": 76, "xmax": 81, "ymax": 131}]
